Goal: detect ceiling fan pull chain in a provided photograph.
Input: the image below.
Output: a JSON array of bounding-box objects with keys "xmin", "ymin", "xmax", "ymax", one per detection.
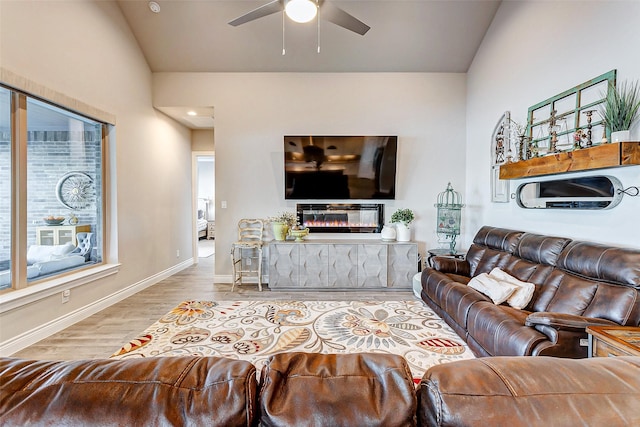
[
  {"xmin": 316, "ymin": 0, "xmax": 320, "ymax": 53},
  {"xmin": 282, "ymin": 10, "xmax": 286, "ymax": 55}
]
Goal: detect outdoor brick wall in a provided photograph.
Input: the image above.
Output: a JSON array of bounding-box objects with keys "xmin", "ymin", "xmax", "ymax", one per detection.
[{"xmin": 0, "ymin": 130, "xmax": 102, "ymax": 261}]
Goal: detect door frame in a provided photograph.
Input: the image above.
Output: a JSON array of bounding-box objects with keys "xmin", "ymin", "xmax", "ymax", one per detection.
[{"xmin": 192, "ymin": 151, "xmax": 215, "ymax": 264}]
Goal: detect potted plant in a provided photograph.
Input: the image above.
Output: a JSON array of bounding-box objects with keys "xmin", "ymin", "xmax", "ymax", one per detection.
[
  {"xmin": 269, "ymin": 211, "xmax": 297, "ymax": 241},
  {"xmin": 600, "ymin": 79, "xmax": 640, "ymax": 142},
  {"xmin": 390, "ymin": 208, "xmax": 415, "ymax": 242}
]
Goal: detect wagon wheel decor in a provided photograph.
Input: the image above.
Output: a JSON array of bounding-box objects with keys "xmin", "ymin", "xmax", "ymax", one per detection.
[{"xmin": 56, "ymin": 171, "xmax": 95, "ymax": 210}]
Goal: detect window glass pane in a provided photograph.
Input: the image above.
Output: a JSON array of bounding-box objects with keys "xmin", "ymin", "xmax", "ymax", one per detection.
[
  {"xmin": 0, "ymin": 88, "xmax": 11, "ymax": 290},
  {"xmin": 553, "ymin": 94, "xmax": 576, "ymax": 116},
  {"xmin": 580, "ymin": 80, "xmax": 608, "ymax": 106},
  {"xmin": 26, "ymin": 98, "xmax": 102, "ymax": 282}
]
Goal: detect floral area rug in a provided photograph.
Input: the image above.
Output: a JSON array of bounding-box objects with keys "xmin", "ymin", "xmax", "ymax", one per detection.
[{"xmin": 111, "ymin": 300, "xmax": 475, "ymax": 381}]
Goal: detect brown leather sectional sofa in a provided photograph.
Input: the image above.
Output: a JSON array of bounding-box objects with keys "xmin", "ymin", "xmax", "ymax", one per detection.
[
  {"xmin": 2, "ymin": 353, "xmax": 640, "ymax": 426},
  {"xmin": 421, "ymin": 226, "xmax": 640, "ymax": 358}
]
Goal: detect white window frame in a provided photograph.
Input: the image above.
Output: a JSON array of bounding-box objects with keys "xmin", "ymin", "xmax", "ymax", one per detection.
[{"xmin": 0, "ymin": 69, "xmax": 119, "ymax": 312}]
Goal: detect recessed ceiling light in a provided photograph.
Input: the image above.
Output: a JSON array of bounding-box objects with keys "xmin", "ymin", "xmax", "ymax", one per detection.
[
  {"xmin": 148, "ymin": 1, "xmax": 161, "ymax": 14},
  {"xmin": 187, "ymin": 111, "xmax": 197, "ymax": 116}
]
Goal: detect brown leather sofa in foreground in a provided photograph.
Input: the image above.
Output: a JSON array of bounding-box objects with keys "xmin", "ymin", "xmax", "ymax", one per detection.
[
  {"xmin": 417, "ymin": 356, "xmax": 640, "ymax": 427},
  {"xmin": 421, "ymin": 225, "xmax": 640, "ymax": 358},
  {"xmin": 2, "ymin": 353, "xmax": 640, "ymax": 426},
  {"xmin": 0, "ymin": 356, "xmax": 257, "ymax": 426}
]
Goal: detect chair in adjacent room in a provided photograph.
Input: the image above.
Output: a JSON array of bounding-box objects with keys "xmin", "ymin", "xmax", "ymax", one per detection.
[
  {"xmin": 230, "ymin": 219, "xmax": 264, "ymax": 291},
  {"xmin": 71, "ymin": 232, "xmax": 94, "ymax": 261}
]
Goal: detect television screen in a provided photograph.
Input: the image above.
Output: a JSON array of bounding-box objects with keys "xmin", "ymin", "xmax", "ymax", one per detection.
[
  {"xmin": 284, "ymin": 136, "xmax": 397, "ymax": 200},
  {"xmin": 538, "ymin": 176, "xmax": 614, "ymax": 198}
]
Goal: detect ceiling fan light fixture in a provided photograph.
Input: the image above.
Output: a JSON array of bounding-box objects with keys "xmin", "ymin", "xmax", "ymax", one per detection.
[{"xmin": 285, "ymin": 0, "xmax": 317, "ymax": 23}]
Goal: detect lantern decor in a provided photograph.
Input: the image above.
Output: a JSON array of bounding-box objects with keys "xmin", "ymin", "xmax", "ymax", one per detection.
[{"xmin": 435, "ymin": 182, "xmax": 465, "ymax": 254}]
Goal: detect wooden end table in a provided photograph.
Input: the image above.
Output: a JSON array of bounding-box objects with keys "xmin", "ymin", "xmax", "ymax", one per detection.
[{"xmin": 586, "ymin": 325, "xmax": 640, "ymax": 357}]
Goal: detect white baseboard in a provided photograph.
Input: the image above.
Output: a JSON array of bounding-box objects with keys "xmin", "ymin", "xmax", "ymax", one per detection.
[
  {"xmin": 215, "ymin": 274, "xmax": 233, "ymax": 283},
  {"xmin": 0, "ymin": 258, "xmax": 194, "ymax": 357}
]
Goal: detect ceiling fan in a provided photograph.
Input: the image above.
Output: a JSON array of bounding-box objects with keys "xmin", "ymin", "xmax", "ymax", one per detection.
[{"xmin": 228, "ymin": 0, "xmax": 370, "ymax": 36}]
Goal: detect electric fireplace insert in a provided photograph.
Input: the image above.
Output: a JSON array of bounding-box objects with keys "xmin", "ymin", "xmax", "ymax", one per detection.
[{"xmin": 296, "ymin": 203, "xmax": 383, "ymax": 233}]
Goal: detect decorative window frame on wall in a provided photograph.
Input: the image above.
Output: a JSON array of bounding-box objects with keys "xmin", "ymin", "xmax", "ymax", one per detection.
[{"xmin": 526, "ymin": 70, "xmax": 616, "ymax": 158}]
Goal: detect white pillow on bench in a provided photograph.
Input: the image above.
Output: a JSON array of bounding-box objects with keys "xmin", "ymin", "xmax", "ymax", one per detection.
[{"xmin": 27, "ymin": 242, "xmax": 75, "ymax": 264}]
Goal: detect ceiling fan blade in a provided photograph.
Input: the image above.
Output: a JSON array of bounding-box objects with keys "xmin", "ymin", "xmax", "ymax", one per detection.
[
  {"xmin": 228, "ymin": 0, "xmax": 283, "ymax": 27},
  {"xmin": 320, "ymin": 1, "xmax": 370, "ymax": 36}
]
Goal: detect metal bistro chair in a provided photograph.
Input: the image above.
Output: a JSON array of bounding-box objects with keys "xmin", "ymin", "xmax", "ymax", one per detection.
[{"xmin": 230, "ymin": 218, "xmax": 264, "ymax": 291}]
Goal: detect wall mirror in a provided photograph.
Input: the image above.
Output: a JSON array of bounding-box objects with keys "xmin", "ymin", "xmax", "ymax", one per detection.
[{"xmin": 516, "ymin": 175, "xmax": 623, "ymax": 209}]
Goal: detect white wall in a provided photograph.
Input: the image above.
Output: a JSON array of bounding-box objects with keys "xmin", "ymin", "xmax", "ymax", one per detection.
[
  {"xmin": 192, "ymin": 128, "xmax": 214, "ymax": 152},
  {"xmin": 466, "ymin": 1, "xmax": 640, "ymax": 248},
  {"xmin": 0, "ymin": 1, "xmax": 193, "ymax": 347},
  {"xmin": 154, "ymin": 73, "xmax": 468, "ymax": 278}
]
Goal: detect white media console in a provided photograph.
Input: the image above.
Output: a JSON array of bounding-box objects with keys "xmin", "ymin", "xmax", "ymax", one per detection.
[{"xmin": 268, "ymin": 239, "xmax": 418, "ymax": 290}]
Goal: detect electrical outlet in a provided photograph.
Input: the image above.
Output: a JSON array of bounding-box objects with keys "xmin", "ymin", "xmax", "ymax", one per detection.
[
  {"xmin": 246, "ymin": 258, "xmax": 252, "ymax": 266},
  {"xmin": 176, "ymin": 249, "xmax": 180, "ymax": 258},
  {"xmin": 221, "ymin": 200, "xmax": 227, "ymax": 209},
  {"xmin": 62, "ymin": 289, "xmax": 70, "ymax": 304}
]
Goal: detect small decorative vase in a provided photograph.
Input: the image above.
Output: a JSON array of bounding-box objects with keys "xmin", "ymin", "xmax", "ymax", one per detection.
[
  {"xmin": 289, "ymin": 228, "xmax": 309, "ymax": 242},
  {"xmin": 611, "ymin": 130, "xmax": 631, "ymax": 143},
  {"xmin": 395, "ymin": 223, "xmax": 411, "ymax": 242},
  {"xmin": 272, "ymin": 222, "xmax": 289, "ymax": 241},
  {"xmin": 380, "ymin": 224, "xmax": 396, "ymax": 241}
]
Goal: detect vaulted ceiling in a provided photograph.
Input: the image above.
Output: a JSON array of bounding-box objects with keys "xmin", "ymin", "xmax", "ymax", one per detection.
[{"xmin": 116, "ymin": 0, "xmax": 501, "ymax": 127}]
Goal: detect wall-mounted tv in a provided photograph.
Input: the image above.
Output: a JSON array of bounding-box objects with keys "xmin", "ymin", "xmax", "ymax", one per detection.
[{"xmin": 284, "ymin": 135, "xmax": 397, "ymax": 200}]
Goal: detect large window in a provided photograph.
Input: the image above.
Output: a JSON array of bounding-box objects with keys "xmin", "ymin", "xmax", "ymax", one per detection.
[{"xmin": 0, "ymin": 86, "xmax": 105, "ymax": 291}]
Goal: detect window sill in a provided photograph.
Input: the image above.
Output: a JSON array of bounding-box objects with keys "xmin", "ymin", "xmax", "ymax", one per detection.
[{"xmin": 0, "ymin": 263, "xmax": 120, "ymax": 314}]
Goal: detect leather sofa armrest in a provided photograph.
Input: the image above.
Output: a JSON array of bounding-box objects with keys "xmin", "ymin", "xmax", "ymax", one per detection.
[
  {"xmin": 431, "ymin": 257, "xmax": 470, "ymax": 276},
  {"xmin": 525, "ymin": 312, "xmax": 618, "ymax": 331}
]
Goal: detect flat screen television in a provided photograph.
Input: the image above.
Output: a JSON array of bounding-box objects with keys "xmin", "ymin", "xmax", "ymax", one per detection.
[{"xmin": 284, "ymin": 135, "xmax": 397, "ymax": 200}]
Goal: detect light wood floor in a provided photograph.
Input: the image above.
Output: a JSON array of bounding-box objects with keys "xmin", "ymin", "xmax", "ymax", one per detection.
[{"xmin": 12, "ymin": 250, "xmax": 414, "ymax": 360}]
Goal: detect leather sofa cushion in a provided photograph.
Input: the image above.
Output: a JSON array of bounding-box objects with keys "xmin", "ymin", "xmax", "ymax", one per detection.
[
  {"xmin": 513, "ymin": 233, "xmax": 571, "ymax": 266},
  {"xmin": 417, "ymin": 356, "xmax": 640, "ymax": 427},
  {"xmin": 259, "ymin": 352, "xmax": 417, "ymax": 427},
  {"xmin": 441, "ymin": 282, "xmax": 490, "ymax": 330},
  {"xmin": 557, "ymin": 241, "xmax": 640, "ymax": 289},
  {"xmin": 472, "ymin": 226, "xmax": 524, "ymax": 252},
  {"xmin": 0, "ymin": 356, "xmax": 257, "ymax": 427},
  {"xmin": 466, "ymin": 303, "xmax": 547, "ymax": 356},
  {"xmin": 533, "ymin": 270, "xmax": 639, "ymax": 325}
]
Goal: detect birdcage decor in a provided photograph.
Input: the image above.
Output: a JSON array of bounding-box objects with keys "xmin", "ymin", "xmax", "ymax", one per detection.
[{"xmin": 435, "ymin": 182, "xmax": 465, "ymax": 254}]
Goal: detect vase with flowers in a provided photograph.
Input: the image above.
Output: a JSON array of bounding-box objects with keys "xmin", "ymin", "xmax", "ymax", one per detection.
[{"xmin": 269, "ymin": 211, "xmax": 297, "ymax": 241}]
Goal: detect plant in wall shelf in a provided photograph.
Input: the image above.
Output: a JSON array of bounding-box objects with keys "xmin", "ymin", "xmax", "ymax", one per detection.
[
  {"xmin": 268, "ymin": 211, "xmax": 297, "ymax": 241},
  {"xmin": 391, "ymin": 208, "xmax": 415, "ymax": 242},
  {"xmin": 600, "ymin": 79, "xmax": 640, "ymax": 142}
]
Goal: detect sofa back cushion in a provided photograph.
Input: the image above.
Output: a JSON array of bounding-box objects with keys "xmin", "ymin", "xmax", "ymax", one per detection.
[
  {"xmin": 259, "ymin": 352, "xmax": 417, "ymax": 427},
  {"xmin": 472, "ymin": 226, "xmax": 524, "ymax": 252},
  {"xmin": 557, "ymin": 241, "xmax": 640, "ymax": 289},
  {"xmin": 531, "ymin": 241, "xmax": 640, "ymax": 325},
  {"xmin": 417, "ymin": 356, "xmax": 640, "ymax": 427},
  {"xmin": 467, "ymin": 227, "xmax": 525, "ymax": 277},
  {"xmin": 0, "ymin": 356, "xmax": 257, "ymax": 427},
  {"xmin": 514, "ymin": 233, "xmax": 572, "ymax": 266}
]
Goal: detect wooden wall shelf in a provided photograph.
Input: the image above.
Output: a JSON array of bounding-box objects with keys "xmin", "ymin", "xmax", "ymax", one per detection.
[{"xmin": 499, "ymin": 142, "xmax": 640, "ymax": 179}]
